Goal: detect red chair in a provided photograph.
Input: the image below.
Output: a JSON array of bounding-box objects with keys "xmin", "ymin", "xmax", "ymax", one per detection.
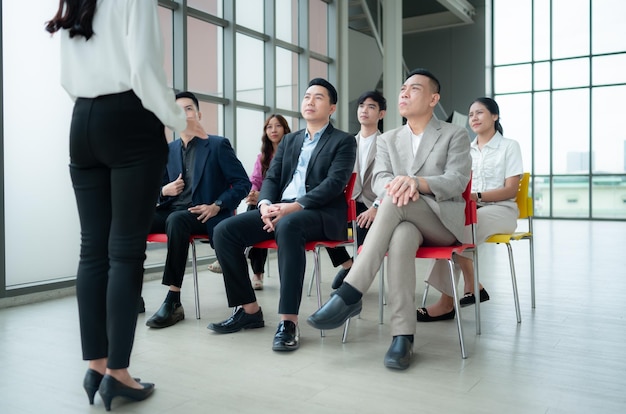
[
  {"xmin": 146, "ymin": 233, "xmax": 210, "ymax": 319},
  {"xmin": 345, "ymin": 176, "xmax": 478, "ymax": 358},
  {"xmin": 252, "ymin": 172, "xmax": 358, "ymax": 337}
]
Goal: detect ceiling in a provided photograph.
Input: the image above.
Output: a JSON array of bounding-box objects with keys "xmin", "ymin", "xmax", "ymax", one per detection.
[{"xmin": 348, "ymin": 0, "xmax": 477, "ymax": 37}]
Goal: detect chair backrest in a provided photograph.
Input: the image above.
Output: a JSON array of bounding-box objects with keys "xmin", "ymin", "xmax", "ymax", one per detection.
[
  {"xmin": 515, "ymin": 172, "xmax": 533, "ymax": 219},
  {"xmin": 463, "ymin": 175, "xmax": 477, "ymax": 226}
]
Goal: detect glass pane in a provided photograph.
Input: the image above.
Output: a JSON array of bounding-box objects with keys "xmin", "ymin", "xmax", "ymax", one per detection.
[
  {"xmin": 236, "ymin": 34, "xmax": 265, "ymax": 105},
  {"xmin": 533, "ymin": 175, "xmax": 551, "ymax": 217},
  {"xmin": 493, "ymin": 0, "xmax": 532, "ymax": 65},
  {"xmin": 534, "ymin": 61, "xmax": 550, "ymax": 90},
  {"xmin": 552, "ymin": 89, "xmax": 590, "ymax": 174},
  {"xmin": 236, "ymin": 0, "xmax": 264, "ymax": 33},
  {"xmin": 188, "ymin": 0, "xmax": 222, "ymax": 17},
  {"xmin": 533, "ymin": 92, "xmax": 551, "ymax": 175},
  {"xmin": 494, "ymin": 64, "xmax": 532, "ymax": 94},
  {"xmin": 199, "ymin": 101, "xmax": 224, "ymax": 137},
  {"xmin": 309, "ymin": 0, "xmax": 328, "ymax": 54},
  {"xmin": 158, "ymin": 6, "xmax": 174, "ymax": 87},
  {"xmin": 553, "ymin": 176, "xmax": 589, "ymax": 218},
  {"xmin": 188, "ymin": 17, "xmax": 223, "ymax": 96},
  {"xmin": 309, "ymin": 59, "xmax": 328, "ymax": 82},
  {"xmin": 276, "ymin": 47, "xmax": 299, "ymax": 111},
  {"xmin": 492, "ymin": 94, "xmax": 531, "ymax": 175},
  {"xmin": 592, "ymin": 54, "xmax": 626, "ymax": 86},
  {"xmin": 236, "ymin": 108, "xmax": 266, "ymax": 178},
  {"xmin": 592, "ymin": 85, "xmax": 626, "ymax": 174},
  {"xmin": 276, "ymin": 0, "xmax": 298, "ymax": 43},
  {"xmin": 592, "ymin": 0, "xmax": 626, "ymax": 54},
  {"xmin": 552, "ymin": 0, "xmax": 589, "ymax": 59},
  {"xmin": 552, "ymin": 58, "xmax": 589, "ymax": 89},
  {"xmin": 533, "ymin": 0, "xmax": 550, "ymax": 61},
  {"xmin": 592, "ymin": 176, "xmax": 626, "ymax": 219}
]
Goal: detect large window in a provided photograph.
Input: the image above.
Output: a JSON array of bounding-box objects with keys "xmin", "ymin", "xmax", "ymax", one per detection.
[{"xmin": 492, "ymin": 0, "xmax": 626, "ymax": 219}]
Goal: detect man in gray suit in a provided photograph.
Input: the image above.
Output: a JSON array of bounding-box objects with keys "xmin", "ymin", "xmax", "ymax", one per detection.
[
  {"xmin": 326, "ymin": 90, "xmax": 387, "ymax": 289},
  {"xmin": 307, "ymin": 68, "xmax": 471, "ymax": 370}
]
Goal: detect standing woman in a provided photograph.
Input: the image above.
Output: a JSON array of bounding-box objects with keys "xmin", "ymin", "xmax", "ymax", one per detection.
[
  {"xmin": 245, "ymin": 114, "xmax": 291, "ymax": 289},
  {"xmin": 418, "ymin": 97, "xmax": 523, "ymax": 321},
  {"xmin": 46, "ymin": 0, "xmax": 206, "ymax": 410}
]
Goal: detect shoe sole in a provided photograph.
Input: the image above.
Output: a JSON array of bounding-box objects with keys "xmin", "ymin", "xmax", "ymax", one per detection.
[
  {"xmin": 146, "ymin": 313, "xmax": 185, "ymax": 328},
  {"xmin": 207, "ymin": 321, "xmax": 265, "ymax": 334},
  {"xmin": 384, "ymin": 358, "xmax": 411, "ymax": 370},
  {"xmin": 460, "ymin": 297, "xmax": 489, "ymax": 308},
  {"xmin": 272, "ymin": 343, "xmax": 299, "ymax": 352}
]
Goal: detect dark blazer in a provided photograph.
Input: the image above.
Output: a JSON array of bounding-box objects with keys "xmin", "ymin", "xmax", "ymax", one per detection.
[
  {"xmin": 157, "ymin": 135, "xmax": 251, "ymax": 234},
  {"xmin": 259, "ymin": 123, "xmax": 357, "ymax": 241}
]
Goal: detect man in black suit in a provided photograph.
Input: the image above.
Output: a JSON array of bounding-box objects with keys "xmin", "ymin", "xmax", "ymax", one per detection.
[{"xmin": 208, "ymin": 78, "xmax": 356, "ymax": 352}]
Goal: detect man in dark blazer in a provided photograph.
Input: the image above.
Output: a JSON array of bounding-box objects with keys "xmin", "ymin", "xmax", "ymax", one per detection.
[
  {"xmin": 207, "ymin": 78, "xmax": 357, "ymax": 352},
  {"xmin": 146, "ymin": 91, "xmax": 250, "ymax": 329}
]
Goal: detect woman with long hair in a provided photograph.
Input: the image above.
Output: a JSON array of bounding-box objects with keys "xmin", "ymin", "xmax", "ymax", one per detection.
[
  {"xmin": 46, "ymin": 0, "xmax": 206, "ymax": 410},
  {"xmin": 417, "ymin": 97, "xmax": 523, "ymax": 322}
]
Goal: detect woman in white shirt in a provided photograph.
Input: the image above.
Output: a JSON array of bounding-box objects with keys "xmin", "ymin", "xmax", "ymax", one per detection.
[
  {"xmin": 417, "ymin": 97, "xmax": 523, "ymax": 322},
  {"xmin": 46, "ymin": 0, "xmax": 205, "ymax": 410}
]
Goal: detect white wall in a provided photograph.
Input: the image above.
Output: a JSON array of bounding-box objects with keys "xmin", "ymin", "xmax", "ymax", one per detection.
[{"xmin": 2, "ymin": 1, "xmax": 80, "ymax": 287}]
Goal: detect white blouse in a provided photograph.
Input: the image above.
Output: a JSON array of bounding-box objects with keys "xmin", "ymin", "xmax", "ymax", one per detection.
[{"xmin": 60, "ymin": 0, "xmax": 186, "ymax": 132}]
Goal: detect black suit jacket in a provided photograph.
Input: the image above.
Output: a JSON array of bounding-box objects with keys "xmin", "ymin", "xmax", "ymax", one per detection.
[{"xmin": 259, "ymin": 123, "xmax": 356, "ymax": 241}]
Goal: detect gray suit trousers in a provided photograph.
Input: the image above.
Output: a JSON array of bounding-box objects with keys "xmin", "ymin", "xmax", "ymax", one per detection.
[{"xmin": 344, "ymin": 195, "xmax": 457, "ymax": 336}]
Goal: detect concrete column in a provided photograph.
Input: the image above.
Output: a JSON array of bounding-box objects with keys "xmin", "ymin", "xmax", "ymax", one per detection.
[{"xmin": 382, "ymin": 0, "xmax": 403, "ymax": 130}]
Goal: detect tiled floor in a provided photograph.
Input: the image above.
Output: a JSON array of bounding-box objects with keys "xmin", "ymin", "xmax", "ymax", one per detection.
[{"xmin": 1, "ymin": 220, "xmax": 625, "ymax": 413}]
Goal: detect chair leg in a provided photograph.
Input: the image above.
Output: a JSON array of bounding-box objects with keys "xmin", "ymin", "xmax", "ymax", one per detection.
[
  {"xmin": 307, "ymin": 263, "xmax": 315, "ymax": 297},
  {"xmin": 528, "ymin": 237, "xmax": 536, "ymax": 309},
  {"xmin": 379, "ymin": 262, "xmax": 385, "ymax": 324},
  {"xmin": 421, "ymin": 283, "xmax": 429, "ymax": 308},
  {"xmin": 447, "ymin": 259, "xmax": 466, "ymax": 359},
  {"xmin": 473, "ymin": 250, "xmax": 481, "ymax": 335},
  {"xmin": 313, "ymin": 248, "xmax": 325, "ymax": 338},
  {"xmin": 190, "ymin": 241, "xmax": 201, "ymax": 319},
  {"xmin": 341, "ymin": 317, "xmax": 350, "ymax": 343},
  {"xmin": 505, "ymin": 243, "xmax": 522, "ymax": 323}
]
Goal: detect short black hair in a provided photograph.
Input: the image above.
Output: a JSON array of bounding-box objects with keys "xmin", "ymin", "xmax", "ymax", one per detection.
[
  {"xmin": 405, "ymin": 68, "xmax": 441, "ymax": 94},
  {"xmin": 357, "ymin": 90, "xmax": 387, "ymax": 111},
  {"xmin": 175, "ymin": 91, "xmax": 199, "ymax": 110},
  {"xmin": 308, "ymin": 78, "xmax": 338, "ymax": 104}
]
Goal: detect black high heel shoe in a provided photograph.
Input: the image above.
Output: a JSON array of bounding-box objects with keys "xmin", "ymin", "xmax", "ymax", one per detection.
[
  {"xmin": 98, "ymin": 374, "xmax": 155, "ymax": 411},
  {"xmin": 83, "ymin": 369, "xmax": 104, "ymax": 405}
]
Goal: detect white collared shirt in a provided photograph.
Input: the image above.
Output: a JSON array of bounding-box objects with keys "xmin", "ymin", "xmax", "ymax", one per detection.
[
  {"xmin": 60, "ymin": 0, "xmax": 186, "ymax": 132},
  {"xmin": 471, "ymin": 132, "xmax": 524, "ymax": 202},
  {"xmin": 357, "ymin": 132, "xmax": 376, "ymax": 183}
]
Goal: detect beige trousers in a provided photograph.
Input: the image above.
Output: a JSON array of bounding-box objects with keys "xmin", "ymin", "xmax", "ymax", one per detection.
[{"xmin": 344, "ymin": 196, "xmax": 457, "ymax": 336}]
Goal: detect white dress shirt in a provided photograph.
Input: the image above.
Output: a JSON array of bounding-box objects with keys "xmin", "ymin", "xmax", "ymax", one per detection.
[{"xmin": 60, "ymin": 0, "xmax": 186, "ymax": 132}]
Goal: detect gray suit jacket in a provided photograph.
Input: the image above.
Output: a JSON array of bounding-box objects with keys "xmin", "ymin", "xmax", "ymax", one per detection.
[
  {"xmin": 372, "ymin": 117, "xmax": 471, "ymax": 241},
  {"xmin": 352, "ymin": 131, "xmax": 384, "ymax": 208}
]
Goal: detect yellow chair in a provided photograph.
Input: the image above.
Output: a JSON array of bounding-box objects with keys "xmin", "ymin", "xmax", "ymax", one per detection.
[{"xmin": 485, "ymin": 172, "xmax": 535, "ymax": 323}]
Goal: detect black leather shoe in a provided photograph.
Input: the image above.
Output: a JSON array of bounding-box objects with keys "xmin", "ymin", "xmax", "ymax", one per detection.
[
  {"xmin": 137, "ymin": 297, "xmax": 145, "ymax": 314},
  {"xmin": 272, "ymin": 320, "xmax": 300, "ymax": 352},
  {"xmin": 416, "ymin": 307, "xmax": 455, "ymax": 322},
  {"xmin": 307, "ymin": 294, "xmax": 362, "ymax": 330},
  {"xmin": 98, "ymin": 375, "xmax": 155, "ymax": 411},
  {"xmin": 459, "ymin": 288, "xmax": 490, "ymax": 307},
  {"xmin": 207, "ymin": 307, "xmax": 265, "ymax": 334},
  {"xmin": 331, "ymin": 267, "xmax": 350, "ymax": 290},
  {"xmin": 384, "ymin": 336, "xmax": 413, "ymax": 370},
  {"xmin": 145, "ymin": 302, "xmax": 184, "ymax": 328}
]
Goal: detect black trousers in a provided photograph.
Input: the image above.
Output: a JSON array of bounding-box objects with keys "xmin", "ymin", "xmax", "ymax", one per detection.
[
  {"xmin": 213, "ymin": 208, "xmax": 327, "ymax": 315},
  {"xmin": 150, "ymin": 208, "xmax": 212, "ymax": 288},
  {"xmin": 70, "ymin": 91, "xmax": 168, "ymax": 369},
  {"xmin": 245, "ymin": 205, "xmax": 267, "ymax": 274},
  {"xmin": 326, "ymin": 201, "xmax": 369, "ymax": 267}
]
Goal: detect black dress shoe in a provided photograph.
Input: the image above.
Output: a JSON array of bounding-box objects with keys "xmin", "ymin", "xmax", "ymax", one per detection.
[
  {"xmin": 416, "ymin": 307, "xmax": 455, "ymax": 322},
  {"xmin": 98, "ymin": 375, "xmax": 155, "ymax": 412},
  {"xmin": 207, "ymin": 307, "xmax": 264, "ymax": 334},
  {"xmin": 272, "ymin": 320, "xmax": 300, "ymax": 352},
  {"xmin": 459, "ymin": 288, "xmax": 490, "ymax": 307},
  {"xmin": 384, "ymin": 336, "xmax": 413, "ymax": 370},
  {"xmin": 307, "ymin": 294, "xmax": 362, "ymax": 330},
  {"xmin": 145, "ymin": 302, "xmax": 184, "ymax": 328},
  {"xmin": 331, "ymin": 267, "xmax": 350, "ymax": 290},
  {"xmin": 137, "ymin": 297, "xmax": 145, "ymax": 314}
]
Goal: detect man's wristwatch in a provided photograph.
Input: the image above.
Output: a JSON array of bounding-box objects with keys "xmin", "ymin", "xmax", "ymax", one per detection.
[
  {"xmin": 477, "ymin": 192, "xmax": 482, "ymax": 202},
  {"xmin": 215, "ymin": 199, "xmax": 224, "ymax": 210},
  {"xmin": 372, "ymin": 200, "xmax": 380, "ymax": 209}
]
